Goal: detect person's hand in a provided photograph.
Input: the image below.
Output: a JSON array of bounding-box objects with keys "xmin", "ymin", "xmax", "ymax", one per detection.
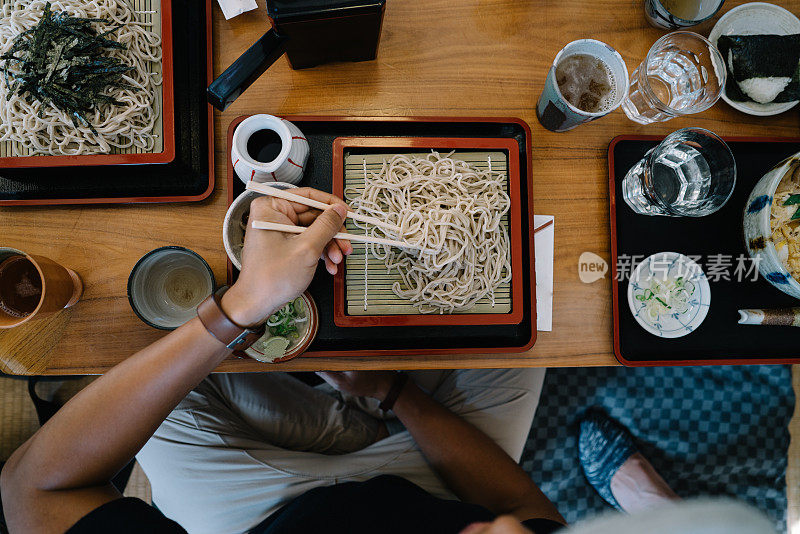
[
  {"xmin": 222, "ymin": 188, "xmax": 353, "ymax": 326},
  {"xmin": 316, "ymin": 371, "xmax": 397, "ymax": 401}
]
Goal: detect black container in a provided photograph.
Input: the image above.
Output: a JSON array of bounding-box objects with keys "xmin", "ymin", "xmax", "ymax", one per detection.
[{"xmin": 208, "ymin": 0, "xmax": 385, "ymax": 110}]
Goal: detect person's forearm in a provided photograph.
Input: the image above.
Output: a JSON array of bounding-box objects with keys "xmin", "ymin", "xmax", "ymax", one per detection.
[
  {"xmin": 4, "ymin": 316, "xmax": 230, "ymax": 492},
  {"xmin": 392, "ymin": 381, "xmax": 564, "ymax": 524}
]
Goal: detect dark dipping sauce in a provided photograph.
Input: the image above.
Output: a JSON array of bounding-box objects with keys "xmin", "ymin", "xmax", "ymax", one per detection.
[
  {"xmin": 247, "ymin": 129, "xmax": 283, "ymax": 163},
  {"xmin": 0, "ymin": 255, "xmax": 42, "ymax": 318}
]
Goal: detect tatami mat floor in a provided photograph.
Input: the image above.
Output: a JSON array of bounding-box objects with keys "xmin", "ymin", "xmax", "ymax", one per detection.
[{"xmin": 1, "ymin": 368, "xmax": 799, "ymax": 531}]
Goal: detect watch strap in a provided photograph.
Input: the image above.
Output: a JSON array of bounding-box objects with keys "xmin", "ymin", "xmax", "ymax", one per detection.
[
  {"xmin": 197, "ymin": 286, "xmax": 265, "ymax": 350},
  {"xmin": 379, "ymin": 372, "xmax": 409, "ymax": 412}
]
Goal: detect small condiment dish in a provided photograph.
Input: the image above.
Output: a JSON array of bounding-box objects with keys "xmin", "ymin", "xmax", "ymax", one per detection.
[
  {"xmin": 244, "ymin": 292, "xmax": 318, "ymax": 363},
  {"xmin": 627, "ymin": 252, "xmax": 711, "ymax": 338}
]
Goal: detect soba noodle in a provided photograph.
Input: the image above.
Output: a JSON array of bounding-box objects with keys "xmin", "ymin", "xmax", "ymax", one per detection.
[
  {"xmin": 346, "ymin": 152, "xmax": 512, "ymax": 314},
  {"xmin": 0, "ymin": 0, "xmax": 162, "ymax": 155}
]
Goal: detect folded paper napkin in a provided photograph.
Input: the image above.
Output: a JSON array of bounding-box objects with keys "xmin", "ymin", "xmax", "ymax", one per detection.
[
  {"xmin": 217, "ymin": 0, "xmax": 258, "ymax": 20},
  {"xmin": 534, "ymin": 215, "xmax": 555, "ymax": 332}
]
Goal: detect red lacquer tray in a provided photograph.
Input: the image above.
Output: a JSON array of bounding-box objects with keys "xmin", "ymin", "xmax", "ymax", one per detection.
[
  {"xmin": 331, "ymin": 136, "xmax": 524, "ymax": 327},
  {"xmin": 0, "ymin": 0, "xmax": 213, "ymax": 206}
]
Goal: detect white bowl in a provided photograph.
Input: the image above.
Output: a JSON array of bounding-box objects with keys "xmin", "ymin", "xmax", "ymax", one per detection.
[
  {"xmin": 743, "ymin": 152, "xmax": 800, "ymax": 299},
  {"xmin": 244, "ymin": 292, "xmax": 319, "ymax": 364},
  {"xmin": 627, "ymin": 252, "xmax": 711, "ymax": 338},
  {"xmin": 223, "ymin": 183, "xmax": 297, "ymax": 271},
  {"xmin": 709, "ymin": 2, "xmax": 800, "ymax": 116}
]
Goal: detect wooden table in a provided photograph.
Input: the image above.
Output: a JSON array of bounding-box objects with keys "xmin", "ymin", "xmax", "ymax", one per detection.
[{"xmin": 1, "ymin": 0, "xmax": 799, "ymax": 375}]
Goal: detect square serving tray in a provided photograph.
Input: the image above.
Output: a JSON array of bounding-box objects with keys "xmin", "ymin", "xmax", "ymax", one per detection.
[
  {"xmin": 609, "ymin": 135, "xmax": 800, "ymax": 366},
  {"xmin": 227, "ymin": 115, "xmax": 537, "ymax": 357},
  {"xmin": 331, "ymin": 136, "xmax": 524, "ymax": 327}
]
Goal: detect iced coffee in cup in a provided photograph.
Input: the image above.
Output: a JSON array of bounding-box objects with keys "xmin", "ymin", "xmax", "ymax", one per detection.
[{"xmin": 537, "ymin": 39, "xmax": 629, "ymax": 132}]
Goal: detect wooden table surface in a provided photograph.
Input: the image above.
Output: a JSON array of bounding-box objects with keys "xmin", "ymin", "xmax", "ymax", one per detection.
[{"xmin": 1, "ymin": 0, "xmax": 799, "ymax": 375}]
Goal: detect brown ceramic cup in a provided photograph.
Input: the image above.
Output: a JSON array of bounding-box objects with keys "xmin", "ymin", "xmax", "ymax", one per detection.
[{"xmin": 0, "ymin": 247, "xmax": 83, "ymax": 329}]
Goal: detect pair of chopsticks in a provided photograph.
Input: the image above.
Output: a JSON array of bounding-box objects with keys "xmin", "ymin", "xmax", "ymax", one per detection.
[{"xmin": 245, "ymin": 182, "xmax": 419, "ymax": 251}]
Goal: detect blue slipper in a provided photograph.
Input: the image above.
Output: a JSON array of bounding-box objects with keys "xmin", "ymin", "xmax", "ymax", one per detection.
[{"xmin": 578, "ymin": 407, "xmax": 638, "ymax": 511}]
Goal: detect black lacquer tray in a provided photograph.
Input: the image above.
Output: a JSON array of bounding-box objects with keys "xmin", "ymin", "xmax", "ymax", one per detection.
[
  {"xmin": 610, "ymin": 136, "xmax": 800, "ymax": 366},
  {"xmin": 0, "ymin": 0, "xmax": 214, "ymax": 205},
  {"xmin": 227, "ymin": 116, "xmax": 537, "ymax": 357}
]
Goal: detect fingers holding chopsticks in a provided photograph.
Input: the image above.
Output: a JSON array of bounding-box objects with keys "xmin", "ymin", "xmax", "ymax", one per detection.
[
  {"xmin": 249, "ymin": 188, "xmax": 352, "ymax": 275},
  {"xmin": 287, "ymin": 188, "xmax": 353, "ymax": 264}
]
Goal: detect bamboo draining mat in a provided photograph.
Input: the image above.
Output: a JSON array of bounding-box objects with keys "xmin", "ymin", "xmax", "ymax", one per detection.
[
  {"xmin": 343, "ymin": 151, "xmax": 512, "ymax": 316},
  {"xmin": 0, "ymin": 0, "xmax": 164, "ymax": 157}
]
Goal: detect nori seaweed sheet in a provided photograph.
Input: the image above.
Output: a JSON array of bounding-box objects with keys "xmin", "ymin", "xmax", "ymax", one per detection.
[{"xmin": 717, "ymin": 34, "xmax": 800, "ymax": 103}]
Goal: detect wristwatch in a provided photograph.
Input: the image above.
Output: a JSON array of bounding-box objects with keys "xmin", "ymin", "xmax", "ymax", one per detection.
[
  {"xmin": 379, "ymin": 371, "xmax": 409, "ymax": 412},
  {"xmin": 196, "ymin": 286, "xmax": 266, "ymax": 350}
]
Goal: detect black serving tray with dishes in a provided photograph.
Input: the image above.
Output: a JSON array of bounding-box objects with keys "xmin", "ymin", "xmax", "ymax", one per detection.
[
  {"xmin": 226, "ymin": 115, "xmax": 537, "ymax": 357},
  {"xmin": 610, "ymin": 135, "xmax": 800, "ymax": 366},
  {"xmin": 0, "ymin": 0, "xmax": 213, "ymax": 206}
]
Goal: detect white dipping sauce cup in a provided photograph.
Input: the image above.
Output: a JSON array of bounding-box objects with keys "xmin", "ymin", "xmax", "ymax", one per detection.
[{"xmin": 231, "ymin": 114, "xmax": 310, "ymax": 185}]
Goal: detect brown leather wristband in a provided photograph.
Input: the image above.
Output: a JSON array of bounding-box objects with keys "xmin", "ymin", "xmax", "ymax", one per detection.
[
  {"xmin": 379, "ymin": 372, "xmax": 409, "ymax": 412},
  {"xmin": 197, "ymin": 286, "xmax": 266, "ymax": 350}
]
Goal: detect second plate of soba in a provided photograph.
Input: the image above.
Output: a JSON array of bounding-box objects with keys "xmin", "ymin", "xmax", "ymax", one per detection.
[{"xmin": 331, "ymin": 137, "xmax": 525, "ymax": 327}]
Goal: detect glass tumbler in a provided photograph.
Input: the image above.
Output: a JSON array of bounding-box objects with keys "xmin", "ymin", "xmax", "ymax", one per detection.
[
  {"xmin": 536, "ymin": 39, "xmax": 629, "ymax": 132},
  {"xmin": 621, "ymin": 32, "xmax": 726, "ymax": 124},
  {"xmin": 622, "ymin": 128, "xmax": 736, "ymax": 217},
  {"xmin": 644, "ymin": 0, "xmax": 725, "ymax": 30}
]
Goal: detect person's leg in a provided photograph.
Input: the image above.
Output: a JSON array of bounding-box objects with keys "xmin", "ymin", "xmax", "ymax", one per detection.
[
  {"xmin": 138, "ymin": 369, "xmax": 546, "ymax": 532},
  {"xmin": 240, "ymin": 368, "xmax": 546, "ymax": 507},
  {"xmin": 298, "ymin": 368, "xmax": 547, "ymax": 500},
  {"xmin": 579, "ymin": 407, "xmax": 679, "ymax": 513},
  {"xmin": 205, "ymin": 373, "xmax": 383, "ymax": 454},
  {"xmin": 321, "ymin": 368, "xmax": 546, "ymax": 461},
  {"xmin": 609, "ymin": 453, "xmax": 679, "ymax": 513},
  {"xmin": 136, "ymin": 373, "xmax": 384, "ymax": 534},
  {"xmin": 422, "ymin": 368, "xmax": 547, "ymax": 462}
]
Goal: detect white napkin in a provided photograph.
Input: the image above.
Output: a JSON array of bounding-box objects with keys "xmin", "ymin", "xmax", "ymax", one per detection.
[
  {"xmin": 217, "ymin": 0, "xmax": 258, "ymax": 19},
  {"xmin": 534, "ymin": 215, "xmax": 554, "ymax": 332}
]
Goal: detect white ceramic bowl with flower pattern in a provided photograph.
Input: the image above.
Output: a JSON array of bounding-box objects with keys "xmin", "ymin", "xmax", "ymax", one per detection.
[
  {"xmin": 627, "ymin": 252, "xmax": 711, "ymax": 338},
  {"xmin": 743, "ymin": 152, "xmax": 800, "ymax": 299}
]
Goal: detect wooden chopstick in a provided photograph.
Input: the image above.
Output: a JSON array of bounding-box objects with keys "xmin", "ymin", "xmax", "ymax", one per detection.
[
  {"xmin": 246, "ymin": 182, "xmax": 401, "ymax": 234},
  {"xmin": 251, "ymin": 221, "xmax": 424, "ymax": 251}
]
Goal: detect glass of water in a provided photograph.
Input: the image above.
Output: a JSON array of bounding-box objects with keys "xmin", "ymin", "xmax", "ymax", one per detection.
[
  {"xmin": 622, "ymin": 128, "xmax": 736, "ymax": 217},
  {"xmin": 621, "ymin": 32, "xmax": 726, "ymax": 124}
]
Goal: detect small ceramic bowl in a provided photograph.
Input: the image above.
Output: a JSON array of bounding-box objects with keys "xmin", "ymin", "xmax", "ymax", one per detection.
[
  {"xmin": 223, "ymin": 182, "xmax": 297, "ymax": 271},
  {"xmin": 128, "ymin": 246, "xmax": 215, "ymax": 330},
  {"xmin": 244, "ymin": 292, "xmax": 318, "ymax": 363},
  {"xmin": 627, "ymin": 252, "xmax": 711, "ymax": 338},
  {"xmin": 743, "ymin": 151, "xmax": 800, "ymax": 299}
]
